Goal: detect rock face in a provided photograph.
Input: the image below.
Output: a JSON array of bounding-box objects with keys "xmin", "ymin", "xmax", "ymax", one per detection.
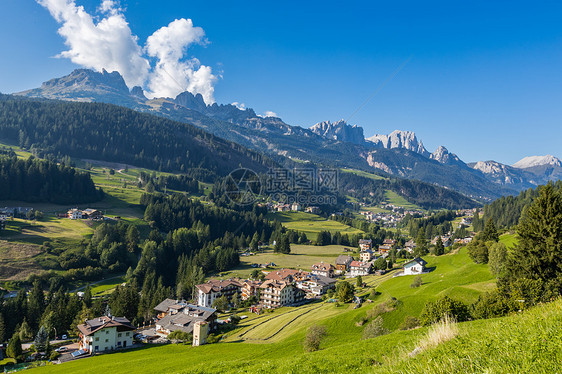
[
  {"xmin": 512, "ymin": 155, "xmax": 562, "ymax": 169},
  {"xmin": 366, "ymin": 130, "xmax": 429, "ymax": 157},
  {"xmin": 430, "ymin": 146, "xmax": 464, "ymax": 166},
  {"xmin": 309, "ymin": 120, "xmax": 365, "ymax": 144}
]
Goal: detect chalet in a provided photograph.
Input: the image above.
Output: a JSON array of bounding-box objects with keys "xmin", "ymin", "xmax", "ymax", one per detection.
[
  {"xmin": 265, "ymin": 268, "xmax": 309, "ymax": 283},
  {"xmin": 82, "ymin": 209, "xmax": 103, "ymax": 220},
  {"xmin": 405, "ymin": 239, "xmax": 417, "ymax": 253},
  {"xmin": 155, "ymin": 304, "xmax": 217, "ymax": 336},
  {"xmin": 378, "ymin": 244, "xmax": 392, "ymax": 254},
  {"xmin": 260, "ymin": 280, "xmax": 305, "ymax": 308},
  {"xmin": 310, "ymin": 262, "xmax": 335, "ymax": 278},
  {"xmin": 241, "ymin": 280, "xmax": 262, "ymax": 300},
  {"xmin": 359, "ymin": 239, "xmax": 372, "ymax": 251},
  {"xmin": 67, "ymin": 209, "xmax": 83, "ymax": 220},
  {"xmin": 431, "ymin": 236, "xmax": 452, "ymax": 247},
  {"xmin": 195, "ymin": 279, "xmax": 242, "ymax": 308},
  {"xmin": 291, "ymin": 203, "xmax": 302, "ymax": 212},
  {"xmin": 77, "ymin": 316, "xmax": 135, "ymax": 354},
  {"xmin": 383, "ymin": 239, "xmax": 396, "ymax": 246},
  {"xmin": 403, "ymin": 257, "xmax": 428, "ymax": 275},
  {"xmin": 335, "ymin": 255, "xmax": 353, "ymax": 274},
  {"xmin": 305, "ymin": 206, "xmax": 320, "ymax": 214},
  {"xmin": 349, "ymin": 261, "xmax": 371, "ymax": 277},
  {"xmin": 296, "ymin": 274, "xmax": 337, "ymax": 296},
  {"xmin": 360, "ymin": 249, "xmax": 374, "ymax": 262}
]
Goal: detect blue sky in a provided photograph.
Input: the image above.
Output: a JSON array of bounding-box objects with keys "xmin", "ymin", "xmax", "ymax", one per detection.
[{"xmin": 1, "ymin": 0, "xmax": 561, "ymax": 164}]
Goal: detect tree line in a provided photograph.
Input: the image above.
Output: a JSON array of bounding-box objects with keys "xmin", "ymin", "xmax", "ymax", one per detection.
[{"xmin": 0, "ymin": 155, "xmax": 103, "ymax": 204}]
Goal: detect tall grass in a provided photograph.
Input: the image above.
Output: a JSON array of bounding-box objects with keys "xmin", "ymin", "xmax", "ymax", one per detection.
[{"xmin": 415, "ymin": 314, "xmax": 458, "ymax": 354}]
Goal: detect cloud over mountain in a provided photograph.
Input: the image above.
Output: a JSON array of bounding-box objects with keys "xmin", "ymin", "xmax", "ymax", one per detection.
[{"xmin": 37, "ymin": 0, "xmax": 217, "ymax": 103}]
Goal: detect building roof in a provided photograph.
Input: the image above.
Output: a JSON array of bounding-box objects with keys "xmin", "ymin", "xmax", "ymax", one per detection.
[
  {"xmin": 359, "ymin": 239, "xmax": 372, "ymax": 244},
  {"xmin": 264, "ymin": 268, "xmax": 309, "ymax": 282},
  {"xmin": 77, "ymin": 316, "xmax": 135, "ymax": 336},
  {"xmin": 335, "ymin": 255, "xmax": 353, "ymax": 265},
  {"xmin": 403, "ymin": 257, "xmax": 428, "ymax": 268},
  {"xmin": 195, "ymin": 279, "xmax": 243, "ymax": 294},
  {"xmin": 311, "ymin": 262, "xmax": 334, "ymax": 272},
  {"xmin": 350, "ymin": 261, "xmax": 371, "ymax": 269},
  {"xmin": 154, "ymin": 298, "xmax": 179, "ymax": 313},
  {"xmin": 260, "ymin": 279, "xmax": 291, "ymax": 291}
]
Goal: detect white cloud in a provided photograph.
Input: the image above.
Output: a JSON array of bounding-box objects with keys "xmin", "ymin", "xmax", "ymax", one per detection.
[
  {"xmin": 264, "ymin": 111, "xmax": 278, "ymax": 117},
  {"xmin": 231, "ymin": 102, "xmax": 247, "ymax": 110},
  {"xmin": 37, "ymin": 0, "xmax": 218, "ymax": 103},
  {"xmin": 145, "ymin": 18, "xmax": 217, "ymax": 102}
]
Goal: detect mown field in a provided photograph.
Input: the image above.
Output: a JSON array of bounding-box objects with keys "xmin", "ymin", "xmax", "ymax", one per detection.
[
  {"xmin": 220, "ymin": 244, "xmax": 353, "ymax": 279},
  {"xmin": 26, "ymin": 247, "xmax": 530, "ymax": 374},
  {"xmin": 267, "ymin": 211, "xmax": 364, "ymax": 241}
]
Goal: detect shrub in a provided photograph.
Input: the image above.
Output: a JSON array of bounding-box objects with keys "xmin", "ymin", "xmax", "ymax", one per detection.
[
  {"xmin": 410, "ymin": 276, "xmax": 423, "ymax": 288},
  {"xmin": 49, "ymin": 351, "xmax": 60, "ymax": 361},
  {"xmin": 399, "ymin": 315, "xmax": 420, "ymax": 330},
  {"xmin": 420, "ymin": 296, "xmax": 470, "ymax": 326},
  {"xmin": 303, "ymin": 325, "xmax": 327, "ymax": 352},
  {"xmin": 362, "ymin": 316, "xmax": 388, "ymax": 339},
  {"xmin": 167, "ymin": 331, "xmax": 193, "ymax": 342},
  {"xmin": 416, "ymin": 314, "xmax": 458, "ymax": 353},
  {"xmin": 366, "ymin": 298, "xmax": 399, "ymax": 319}
]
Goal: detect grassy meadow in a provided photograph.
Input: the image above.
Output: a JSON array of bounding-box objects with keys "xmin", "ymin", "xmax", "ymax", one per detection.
[
  {"xmin": 267, "ymin": 211, "xmax": 364, "ymax": 241},
  {"xmin": 28, "ymin": 246, "xmax": 562, "ymax": 374}
]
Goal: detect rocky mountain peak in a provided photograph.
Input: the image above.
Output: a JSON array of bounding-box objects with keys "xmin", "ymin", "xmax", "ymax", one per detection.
[
  {"xmin": 366, "ymin": 130, "xmax": 429, "ymax": 157},
  {"xmin": 309, "ymin": 120, "xmax": 365, "ymax": 144},
  {"xmin": 174, "ymin": 91, "xmax": 207, "ymax": 112},
  {"xmin": 430, "ymin": 145, "xmax": 463, "ymax": 165},
  {"xmin": 41, "ymin": 68, "xmax": 130, "ymax": 94},
  {"xmin": 512, "ymin": 155, "xmax": 562, "ymax": 169}
]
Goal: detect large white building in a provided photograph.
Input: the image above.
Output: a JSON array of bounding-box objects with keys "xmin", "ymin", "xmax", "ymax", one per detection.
[
  {"xmin": 195, "ymin": 279, "xmax": 242, "ymax": 308},
  {"xmin": 77, "ymin": 316, "xmax": 135, "ymax": 354},
  {"xmin": 349, "ymin": 261, "xmax": 371, "ymax": 277},
  {"xmin": 403, "ymin": 257, "xmax": 428, "ymax": 275}
]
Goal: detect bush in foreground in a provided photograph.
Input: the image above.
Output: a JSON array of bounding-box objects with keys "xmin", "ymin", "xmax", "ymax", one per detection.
[
  {"xmin": 362, "ymin": 316, "xmax": 388, "ymax": 340},
  {"xmin": 303, "ymin": 325, "xmax": 327, "ymax": 352}
]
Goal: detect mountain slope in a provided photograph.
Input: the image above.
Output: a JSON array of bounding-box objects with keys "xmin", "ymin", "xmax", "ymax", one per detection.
[
  {"xmin": 15, "ymin": 69, "xmax": 517, "ymax": 199},
  {"xmin": 0, "ymin": 94, "xmax": 275, "ymax": 178}
]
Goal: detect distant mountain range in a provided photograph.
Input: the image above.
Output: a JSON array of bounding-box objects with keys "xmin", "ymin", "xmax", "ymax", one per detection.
[{"xmin": 15, "ymin": 69, "xmax": 562, "ymax": 200}]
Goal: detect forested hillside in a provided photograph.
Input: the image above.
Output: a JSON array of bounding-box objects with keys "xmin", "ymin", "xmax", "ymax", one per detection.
[
  {"xmin": 0, "ymin": 95, "xmax": 274, "ymax": 178},
  {"xmin": 0, "ymin": 154, "xmax": 102, "ymax": 203},
  {"xmin": 483, "ymin": 180, "xmax": 562, "ymax": 228}
]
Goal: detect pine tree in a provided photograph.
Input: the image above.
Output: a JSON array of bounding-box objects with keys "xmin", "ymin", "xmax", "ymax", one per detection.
[
  {"xmin": 356, "ymin": 276, "xmax": 363, "ymax": 288},
  {"xmin": 434, "ymin": 237, "xmax": 445, "ymax": 256},
  {"xmin": 18, "ymin": 319, "xmax": 32, "ymax": 341},
  {"xmin": 506, "ymin": 184, "xmax": 562, "ymax": 290},
  {"xmin": 480, "ymin": 218, "xmax": 499, "ymax": 242},
  {"xmin": 34, "ymin": 325, "xmax": 49, "ymax": 353},
  {"xmin": 0, "ymin": 313, "xmax": 5, "ymax": 343},
  {"xmin": 6, "ymin": 332, "xmax": 22, "ymax": 359}
]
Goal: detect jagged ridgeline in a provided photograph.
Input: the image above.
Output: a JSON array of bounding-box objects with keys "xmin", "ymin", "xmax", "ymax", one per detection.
[
  {"xmin": 0, "ymin": 94, "xmax": 275, "ymax": 178},
  {"xmin": 0, "ymin": 154, "xmax": 102, "ymax": 203}
]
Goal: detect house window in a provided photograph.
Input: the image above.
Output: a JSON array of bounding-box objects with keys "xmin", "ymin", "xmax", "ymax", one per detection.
[
  {"xmin": 118, "ymin": 333, "xmax": 122, "ymax": 337},
  {"xmin": 95, "ymin": 337, "xmax": 99, "ymax": 341},
  {"xmin": 106, "ymin": 330, "xmax": 109, "ymax": 334},
  {"xmin": 105, "ymin": 339, "xmax": 109, "ymax": 342},
  {"xmin": 126, "ymin": 332, "xmax": 130, "ymax": 336},
  {"xmin": 117, "ymin": 341, "xmax": 122, "ymax": 345},
  {"xmin": 94, "ymin": 346, "xmax": 99, "ymax": 351}
]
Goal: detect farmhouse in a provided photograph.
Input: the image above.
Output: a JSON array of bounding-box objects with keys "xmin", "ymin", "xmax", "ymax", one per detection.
[
  {"xmin": 403, "ymin": 257, "xmax": 428, "ymax": 275},
  {"xmin": 82, "ymin": 208, "xmax": 103, "ymax": 220},
  {"xmin": 195, "ymin": 279, "xmax": 242, "ymax": 308},
  {"xmin": 310, "ymin": 262, "xmax": 335, "ymax": 278},
  {"xmin": 67, "ymin": 209, "xmax": 83, "ymax": 220},
  {"xmin": 349, "ymin": 261, "xmax": 371, "ymax": 277},
  {"xmin": 260, "ymin": 280, "xmax": 305, "ymax": 308},
  {"xmin": 359, "ymin": 239, "xmax": 372, "ymax": 251},
  {"xmin": 154, "ymin": 304, "xmax": 217, "ymax": 336},
  {"xmin": 335, "ymin": 254, "xmax": 353, "ymax": 274},
  {"xmin": 296, "ymin": 274, "xmax": 337, "ymax": 296},
  {"xmin": 360, "ymin": 249, "xmax": 374, "ymax": 262},
  {"xmin": 77, "ymin": 316, "xmax": 135, "ymax": 354},
  {"xmin": 378, "ymin": 244, "xmax": 392, "ymax": 254},
  {"xmin": 383, "ymin": 238, "xmax": 396, "ymax": 246}
]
